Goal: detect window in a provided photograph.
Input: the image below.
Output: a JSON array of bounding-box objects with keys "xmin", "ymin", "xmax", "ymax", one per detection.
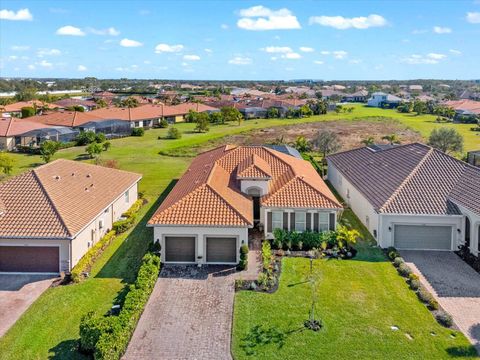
[
  {"xmin": 318, "ymin": 212, "xmax": 329, "ymax": 232},
  {"xmin": 295, "ymin": 212, "xmax": 306, "ymax": 232},
  {"xmin": 272, "ymin": 211, "xmax": 283, "ymax": 231},
  {"xmin": 104, "ymin": 208, "xmax": 109, "ymax": 214},
  {"xmin": 99, "ymin": 219, "xmax": 104, "ymax": 230},
  {"xmin": 124, "ymin": 190, "xmax": 130, "ymax": 203}
]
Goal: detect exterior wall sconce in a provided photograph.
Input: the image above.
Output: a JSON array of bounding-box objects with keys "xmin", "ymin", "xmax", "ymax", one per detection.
[
  {"xmin": 388, "ymin": 226, "xmax": 392, "ymax": 232},
  {"xmin": 457, "ymin": 229, "xmax": 461, "ymax": 234}
]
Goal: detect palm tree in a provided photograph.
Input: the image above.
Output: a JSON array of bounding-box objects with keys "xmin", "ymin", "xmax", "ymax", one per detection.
[
  {"xmin": 382, "ymin": 134, "xmax": 401, "ymax": 145},
  {"xmin": 361, "ymin": 136, "xmax": 375, "ymax": 146}
]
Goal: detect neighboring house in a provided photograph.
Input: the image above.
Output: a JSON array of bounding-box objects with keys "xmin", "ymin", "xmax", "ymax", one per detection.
[
  {"xmin": 54, "ymin": 98, "xmax": 97, "ymax": 111},
  {"xmin": 327, "ymin": 143, "xmax": 480, "ymax": 255},
  {"xmin": 148, "ymin": 145, "xmax": 342, "ymax": 265},
  {"xmin": 460, "ymin": 89, "xmax": 480, "ymax": 101},
  {"xmin": 409, "ymin": 85, "xmax": 423, "ymax": 92},
  {"xmin": 444, "ymin": 99, "xmax": 480, "ymax": 123},
  {"xmin": 0, "ymin": 159, "xmax": 141, "ymax": 273},
  {"xmin": 342, "ymin": 90, "xmax": 368, "ymax": 103},
  {"xmin": 367, "ymin": 92, "xmax": 402, "ymax": 108},
  {"xmin": 0, "ymin": 101, "xmax": 57, "ymax": 118}
]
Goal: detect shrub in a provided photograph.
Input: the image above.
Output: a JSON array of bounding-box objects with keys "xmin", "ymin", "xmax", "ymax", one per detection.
[
  {"xmin": 167, "ymin": 126, "xmax": 182, "ymax": 139},
  {"xmin": 238, "ymin": 244, "xmax": 249, "ymax": 270},
  {"xmin": 159, "ymin": 118, "xmax": 169, "ymax": 128},
  {"xmin": 131, "ymin": 127, "xmax": 145, "ymax": 137},
  {"xmin": 262, "ymin": 241, "xmax": 272, "ymax": 271},
  {"xmin": 393, "ymin": 257, "xmax": 404, "ymax": 267},
  {"xmin": 21, "ymin": 106, "xmax": 36, "ymax": 118},
  {"xmin": 79, "ymin": 312, "xmax": 115, "ymax": 353},
  {"xmin": 409, "ymin": 273, "xmax": 419, "ymax": 281},
  {"xmin": 409, "ymin": 279, "xmax": 421, "ymax": 291},
  {"xmin": 76, "ymin": 130, "xmax": 97, "ymax": 146},
  {"xmin": 386, "ymin": 247, "xmax": 400, "ymax": 260},
  {"xmin": 435, "ymin": 311, "xmax": 453, "ymax": 327},
  {"xmin": 102, "ymin": 141, "xmax": 111, "ymax": 151},
  {"xmin": 428, "ymin": 298, "xmax": 439, "ymax": 310},
  {"xmin": 71, "ymin": 230, "xmax": 116, "ymax": 283},
  {"xmin": 95, "ymin": 133, "xmax": 107, "ymax": 143},
  {"xmin": 112, "ymin": 200, "xmax": 143, "ymax": 234},
  {"xmin": 417, "ymin": 287, "xmax": 434, "ymax": 303},
  {"xmin": 397, "ymin": 263, "xmax": 412, "ymax": 277},
  {"xmin": 257, "ymin": 272, "xmax": 268, "ymax": 287}
]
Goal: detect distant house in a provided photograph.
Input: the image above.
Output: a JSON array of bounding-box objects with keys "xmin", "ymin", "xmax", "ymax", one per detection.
[
  {"xmin": 444, "ymin": 99, "xmax": 480, "ymax": 123},
  {"xmin": 327, "ymin": 143, "xmax": 480, "ymax": 255},
  {"xmin": 367, "ymin": 92, "xmax": 402, "ymax": 108},
  {"xmin": 148, "ymin": 145, "xmax": 342, "ymax": 265},
  {"xmin": 54, "ymin": 98, "xmax": 97, "ymax": 111},
  {"xmin": 409, "ymin": 85, "xmax": 423, "ymax": 92},
  {"xmin": 320, "ymin": 90, "xmax": 345, "ymax": 100},
  {"xmin": 0, "ymin": 101, "xmax": 57, "ymax": 118},
  {"xmin": 0, "ymin": 159, "xmax": 141, "ymax": 273},
  {"xmin": 342, "ymin": 90, "xmax": 368, "ymax": 103},
  {"xmin": 460, "ymin": 90, "xmax": 480, "ymax": 101}
]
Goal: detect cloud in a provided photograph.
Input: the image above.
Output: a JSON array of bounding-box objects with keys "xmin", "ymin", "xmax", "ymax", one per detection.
[
  {"xmin": 0, "ymin": 8, "xmax": 33, "ymax": 21},
  {"xmin": 77, "ymin": 65, "xmax": 87, "ymax": 71},
  {"xmin": 38, "ymin": 60, "xmax": 53, "ymax": 68},
  {"xmin": 120, "ymin": 38, "xmax": 143, "ymax": 47},
  {"xmin": 11, "ymin": 45, "xmax": 30, "ymax": 51},
  {"xmin": 299, "ymin": 46, "xmax": 314, "ymax": 52},
  {"xmin": 27, "ymin": 64, "xmax": 35, "ymax": 70},
  {"xmin": 449, "ymin": 49, "xmax": 462, "ymax": 55},
  {"xmin": 309, "ymin": 14, "xmax": 387, "ymax": 29},
  {"xmin": 88, "ymin": 27, "xmax": 120, "ymax": 36},
  {"xmin": 37, "ymin": 48, "xmax": 61, "ymax": 57},
  {"xmin": 433, "ymin": 26, "xmax": 452, "ymax": 34},
  {"xmin": 204, "ymin": 48, "xmax": 212, "ymax": 53},
  {"xmin": 56, "ymin": 25, "xmax": 85, "ymax": 36},
  {"xmin": 228, "ymin": 56, "xmax": 252, "ymax": 65},
  {"xmin": 282, "ymin": 52, "xmax": 301, "ymax": 59},
  {"xmin": 401, "ymin": 53, "xmax": 447, "ymax": 64},
  {"xmin": 313, "ymin": 60, "xmax": 324, "ymax": 65},
  {"xmin": 261, "ymin": 46, "xmax": 292, "ymax": 53},
  {"xmin": 466, "ymin": 12, "xmax": 480, "ymax": 23},
  {"xmin": 333, "ymin": 50, "xmax": 348, "ymax": 59},
  {"xmin": 155, "ymin": 43, "xmax": 184, "ymax": 53},
  {"xmin": 237, "ymin": 5, "xmax": 301, "ymax": 31},
  {"xmin": 183, "ymin": 54, "xmax": 200, "ymax": 61},
  {"xmin": 320, "ymin": 50, "xmax": 330, "ymax": 55}
]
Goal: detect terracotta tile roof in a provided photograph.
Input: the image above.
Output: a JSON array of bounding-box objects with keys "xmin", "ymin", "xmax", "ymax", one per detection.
[
  {"xmin": 149, "ymin": 146, "xmax": 342, "ymax": 227},
  {"xmin": 444, "ymin": 100, "xmax": 480, "ymax": 114},
  {"xmin": 54, "ymin": 98, "xmax": 97, "ymax": 108},
  {"xmin": 1, "ymin": 101, "xmax": 57, "ymax": 113},
  {"xmin": 0, "ymin": 117, "xmax": 52, "ymax": 137},
  {"xmin": 29, "ymin": 111, "xmax": 104, "ymax": 127},
  {"xmin": 0, "ymin": 159, "xmax": 142, "ymax": 239},
  {"xmin": 327, "ymin": 143, "xmax": 480, "ymax": 216}
]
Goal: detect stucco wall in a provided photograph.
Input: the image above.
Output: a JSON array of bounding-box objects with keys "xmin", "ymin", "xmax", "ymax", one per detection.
[
  {"xmin": 455, "ymin": 204, "xmax": 480, "ymax": 256},
  {"xmin": 240, "ymin": 180, "xmax": 269, "ymax": 196},
  {"xmin": 153, "ymin": 226, "xmax": 248, "ymax": 264},
  {"xmin": 0, "ymin": 136, "xmax": 14, "ymax": 151}
]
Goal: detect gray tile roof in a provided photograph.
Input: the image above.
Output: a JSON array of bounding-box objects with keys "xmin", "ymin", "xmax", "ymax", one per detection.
[{"xmin": 327, "ymin": 143, "xmax": 480, "ymax": 216}]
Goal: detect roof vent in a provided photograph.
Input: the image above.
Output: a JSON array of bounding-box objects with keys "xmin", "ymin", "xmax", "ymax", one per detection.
[
  {"xmin": 86, "ymin": 174, "xmax": 91, "ymax": 178},
  {"xmin": 54, "ymin": 175, "xmax": 61, "ymax": 180},
  {"xmin": 71, "ymin": 172, "xmax": 75, "ymax": 176}
]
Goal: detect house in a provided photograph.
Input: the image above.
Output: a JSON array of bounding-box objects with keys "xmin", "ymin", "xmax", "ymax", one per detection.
[
  {"xmin": 0, "ymin": 159, "xmax": 141, "ymax": 273},
  {"xmin": 342, "ymin": 90, "xmax": 368, "ymax": 103},
  {"xmin": 367, "ymin": 92, "xmax": 402, "ymax": 108},
  {"xmin": 409, "ymin": 85, "xmax": 423, "ymax": 92},
  {"xmin": 460, "ymin": 90, "xmax": 480, "ymax": 101},
  {"xmin": 148, "ymin": 145, "xmax": 342, "ymax": 265},
  {"xmin": 444, "ymin": 99, "xmax": 480, "ymax": 123},
  {"xmin": 327, "ymin": 143, "xmax": 480, "ymax": 255},
  {"xmin": 0, "ymin": 101, "xmax": 57, "ymax": 118},
  {"xmin": 54, "ymin": 98, "xmax": 97, "ymax": 111}
]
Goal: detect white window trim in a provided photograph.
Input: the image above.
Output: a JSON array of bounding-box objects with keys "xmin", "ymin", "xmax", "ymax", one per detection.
[
  {"xmin": 318, "ymin": 212, "xmax": 329, "ymax": 232},
  {"xmin": 272, "ymin": 211, "xmax": 283, "ymax": 231}
]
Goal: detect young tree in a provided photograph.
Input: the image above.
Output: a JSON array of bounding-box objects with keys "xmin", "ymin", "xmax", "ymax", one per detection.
[
  {"xmin": 21, "ymin": 106, "xmax": 36, "ymax": 118},
  {"xmin": 167, "ymin": 126, "xmax": 182, "ymax": 139},
  {"xmin": 361, "ymin": 136, "xmax": 375, "ymax": 146},
  {"xmin": 186, "ymin": 110, "xmax": 198, "ymax": 123},
  {"xmin": 221, "ymin": 106, "xmax": 243, "ymax": 124},
  {"xmin": 159, "ymin": 118, "xmax": 169, "ymax": 128},
  {"xmin": 94, "ymin": 98, "xmax": 108, "ymax": 108},
  {"xmin": 209, "ymin": 111, "xmax": 223, "ymax": 124},
  {"xmin": 294, "ymin": 136, "xmax": 311, "ymax": 153},
  {"xmin": 102, "ymin": 141, "xmax": 111, "ymax": 151},
  {"xmin": 382, "ymin": 134, "xmax": 401, "ymax": 145},
  {"xmin": 120, "ymin": 96, "xmax": 139, "ymax": 108},
  {"xmin": 266, "ymin": 107, "xmax": 280, "ymax": 119},
  {"xmin": 194, "ymin": 112, "xmax": 210, "ymax": 133},
  {"xmin": 76, "ymin": 130, "xmax": 97, "ymax": 145},
  {"xmin": 14, "ymin": 88, "xmax": 37, "ymax": 102},
  {"xmin": 413, "ymin": 100, "xmax": 428, "ymax": 115},
  {"xmin": 40, "ymin": 140, "xmax": 60, "ymax": 163},
  {"xmin": 86, "ymin": 143, "xmax": 104, "ymax": 159},
  {"xmin": 300, "ymin": 104, "xmax": 313, "ymax": 117},
  {"xmin": 428, "ymin": 128, "xmax": 464, "ymax": 154},
  {"xmin": 313, "ymin": 131, "xmax": 341, "ymax": 176},
  {"xmin": 0, "ymin": 152, "xmax": 15, "ymax": 174}
]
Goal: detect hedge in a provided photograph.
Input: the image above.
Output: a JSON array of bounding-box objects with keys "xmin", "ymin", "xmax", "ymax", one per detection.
[
  {"xmin": 272, "ymin": 229, "xmax": 339, "ymax": 251},
  {"xmin": 112, "ymin": 199, "xmax": 143, "ymax": 234},
  {"xmin": 71, "ymin": 230, "xmax": 116, "ymax": 283},
  {"xmin": 79, "ymin": 253, "xmax": 160, "ymax": 359}
]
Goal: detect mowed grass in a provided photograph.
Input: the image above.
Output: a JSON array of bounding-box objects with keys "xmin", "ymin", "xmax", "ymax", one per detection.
[{"xmin": 0, "ymin": 105, "xmax": 477, "ymax": 359}]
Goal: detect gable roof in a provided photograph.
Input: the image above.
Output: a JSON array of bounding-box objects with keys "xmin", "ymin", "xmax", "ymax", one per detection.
[
  {"xmin": 148, "ymin": 146, "xmax": 342, "ymax": 227},
  {"xmin": 29, "ymin": 111, "xmax": 104, "ymax": 127},
  {"xmin": 0, "ymin": 159, "xmax": 142, "ymax": 239},
  {"xmin": 327, "ymin": 143, "xmax": 480, "ymax": 216},
  {"xmin": 0, "ymin": 117, "xmax": 52, "ymax": 137}
]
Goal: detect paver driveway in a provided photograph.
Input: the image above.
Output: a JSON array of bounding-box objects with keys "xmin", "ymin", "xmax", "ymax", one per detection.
[
  {"xmin": 402, "ymin": 251, "xmax": 480, "ymax": 353},
  {"xmin": 0, "ymin": 274, "xmax": 56, "ymax": 338}
]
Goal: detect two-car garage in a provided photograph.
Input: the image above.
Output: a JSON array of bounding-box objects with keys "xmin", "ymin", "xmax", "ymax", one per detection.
[
  {"xmin": 0, "ymin": 246, "xmax": 59, "ymax": 273},
  {"xmin": 393, "ymin": 225, "xmax": 453, "ymax": 251}
]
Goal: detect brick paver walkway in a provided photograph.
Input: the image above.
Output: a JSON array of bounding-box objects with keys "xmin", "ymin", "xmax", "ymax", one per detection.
[
  {"xmin": 402, "ymin": 251, "xmax": 480, "ymax": 354},
  {"xmin": 124, "ymin": 258, "xmax": 261, "ymax": 360}
]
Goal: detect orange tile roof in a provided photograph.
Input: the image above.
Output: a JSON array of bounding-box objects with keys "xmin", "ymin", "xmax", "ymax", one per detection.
[
  {"xmin": 444, "ymin": 99, "xmax": 480, "ymax": 114},
  {"xmin": 148, "ymin": 146, "xmax": 342, "ymax": 227},
  {"xmin": 1, "ymin": 101, "xmax": 57, "ymax": 112},
  {"xmin": 29, "ymin": 111, "xmax": 104, "ymax": 127},
  {"xmin": 0, "ymin": 159, "xmax": 142, "ymax": 239},
  {"xmin": 0, "ymin": 117, "xmax": 52, "ymax": 136}
]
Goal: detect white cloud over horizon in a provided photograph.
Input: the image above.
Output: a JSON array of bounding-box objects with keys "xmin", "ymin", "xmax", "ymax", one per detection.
[
  {"xmin": 309, "ymin": 14, "xmax": 387, "ymax": 29},
  {"xmin": 0, "ymin": 8, "xmax": 33, "ymax": 21},
  {"xmin": 237, "ymin": 5, "xmax": 301, "ymax": 31},
  {"xmin": 88, "ymin": 27, "xmax": 120, "ymax": 36},
  {"xmin": 228, "ymin": 56, "xmax": 252, "ymax": 65},
  {"xmin": 77, "ymin": 65, "xmax": 87, "ymax": 71},
  {"xmin": 299, "ymin": 46, "xmax": 314, "ymax": 52},
  {"xmin": 402, "ymin": 53, "xmax": 447, "ymax": 64}
]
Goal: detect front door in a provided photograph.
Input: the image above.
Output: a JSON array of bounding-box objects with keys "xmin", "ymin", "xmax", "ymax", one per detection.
[{"xmin": 253, "ymin": 196, "xmax": 260, "ymax": 222}]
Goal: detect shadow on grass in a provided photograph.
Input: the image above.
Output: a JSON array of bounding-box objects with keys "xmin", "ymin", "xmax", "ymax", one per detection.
[
  {"xmin": 240, "ymin": 324, "xmax": 305, "ymax": 356},
  {"xmin": 445, "ymin": 346, "xmax": 479, "ymax": 358},
  {"xmin": 74, "ymin": 154, "xmax": 91, "ymax": 161},
  {"xmin": 48, "ymin": 339, "xmax": 88, "ymax": 360},
  {"xmin": 95, "ymin": 180, "xmax": 177, "ymax": 283},
  {"xmin": 287, "ymin": 280, "xmax": 309, "ymax": 287}
]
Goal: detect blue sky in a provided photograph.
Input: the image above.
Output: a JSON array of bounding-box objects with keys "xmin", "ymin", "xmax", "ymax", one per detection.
[{"xmin": 1, "ymin": 0, "xmax": 480, "ymax": 80}]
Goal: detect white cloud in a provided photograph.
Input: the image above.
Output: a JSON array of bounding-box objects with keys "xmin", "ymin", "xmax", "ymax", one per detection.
[
  {"xmin": 155, "ymin": 43, "xmax": 184, "ymax": 53},
  {"xmin": 282, "ymin": 52, "xmax": 301, "ymax": 59},
  {"xmin": 299, "ymin": 46, "xmax": 314, "ymax": 52},
  {"xmin": 27, "ymin": 64, "xmax": 35, "ymax": 70},
  {"xmin": 449, "ymin": 49, "xmax": 462, "ymax": 55},
  {"xmin": 88, "ymin": 27, "xmax": 120, "ymax": 36},
  {"xmin": 237, "ymin": 5, "xmax": 301, "ymax": 31},
  {"xmin": 56, "ymin": 25, "xmax": 85, "ymax": 36},
  {"xmin": 183, "ymin": 54, "xmax": 200, "ymax": 61},
  {"xmin": 204, "ymin": 48, "xmax": 212, "ymax": 53},
  {"xmin": 77, "ymin": 65, "xmax": 87, "ymax": 71},
  {"xmin": 11, "ymin": 45, "xmax": 30, "ymax": 51},
  {"xmin": 221, "ymin": 24, "xmax": 229, "ymax": 29},
  {"xmin": 466, "ymin": 12, "xmax": 480, "ymax": 23},
  {"xmin": 37, "ymin": 48, "xmax": 61, "ymax": 57},
  {"xmin": 181, "ymin": 62, "xmax": 189, "ymax": 67},
  {"xmin": 401, "ymin": 53, "xmax": 447, "ymax": 64},
  {"xmin": 433, "ymin": 26, "xmax": 452, "ymax": 34},
  {"xmin": 0, "ymin": 8, "xmax": 33, "ymax": 21},
  {"xmin": 313, "ymin": 60, "xmax": 324, "ymax": 65},
  {"xmin": 309, "ymin": 14, "xmax": 387, "ymax": 29},
  {"xmin": 320, "ymin": 50, "xmax": 330, "ymax": 55},
  {"xmin": 228, "ymin": 56, "xmax": 252, "ymax": 65},
  {"xmin": 120, "ymin": 38, "xmax": 143, "ymax": 47},
  {"xmin": 271, "ymin": 56, "xmax": 278, "ymax": 61},
  {"xmin": 333, "ymin": 50, "xmax": 348, "ymax": 59},
  {"xmin": 38, "ymin": 60, "xmax": 53, "ymax": 68},
  {"xmin": 261, "ymin": 46, "xmax": 292, "ymax": 53}
]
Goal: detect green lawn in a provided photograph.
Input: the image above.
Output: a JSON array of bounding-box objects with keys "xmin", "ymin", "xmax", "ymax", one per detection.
[
  {"xmin": 232, "ymin": 255, "xmax": 477, "ymax": 359},
  {"xmin": 0, "ymin": 106, "xmax": 477, "ymax": 359}
]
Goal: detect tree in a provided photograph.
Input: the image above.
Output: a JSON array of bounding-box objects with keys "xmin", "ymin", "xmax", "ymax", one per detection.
[
  {"xmin": 167, "ymin": 126, "xmax": 182, "ymax": 139},
  {"xmin": 194, "ymin": 112, "xmax": 210, "ymax": 133},
  {"xmin": 413, "ymin": 100, "xmax": 428, "ymax": 115},
  {"xmin": 313, "ymin": 131, "xmax": 341, "ymax": 176},
  {"xmin": 397, "ymin": 102, "xmax": 412, "ymax": 113},
  {"xmin": 14, "ymin": 88, "xmax": 37, "ymax": 102},
  {"xmin": 120, "ymin": 96, "xmax": 139, "ymax": 108},
  {"xmin": 0, "ymin": 152, "xmax": 15, "ymax": 174},
  {"xmin": 428, "ymin": 128, "xmax": 464, "ymax": 154},
  {"xmin": 382, "ymin": 134, "xmax": 401, "ymax": 145},
  {"xmin": 95, "ymin": 133, "xmax": 106, "ymax": 143},
  {"xmin": 186, "ymin": 110, "xmax": 198, "ymax": 123},
  {"xmin": 266, "ymin": 107, "xmax": 280, "ymax": 119},
  {"xmin": 361, "ymin": 136, "xmax": 375, "ymax": 146},
  {"xmin": 209, "ymin": 111, "xmax": 223, "ymax": 124},
  {"xmin": 21, "ymin": 106, "xmax": 36, "ymax": 118},
  {"xmin": 94, "ymin": 98, "xmax": 107, "ymax": 108},
  {"xmin": 293, "ymin": 136, "xmax": 311, "ymax": 153},
  {"xmin": 299, "ymin": 104, "xmax": 313, "ymax": 117},
  {"xmin": 221, "ymin": 106, "xmax": 243, "ymax": 125},
  {"xmin": 40, "ymin": 140, "xmax": 60, "ymax": 163},
  {"xmin": 334, "ymin": 105, "xmax": 342, "ymax": 114},
  {"xmin": 86, "ymin": 143, "xmax": 104, "ymax": 159},
  {"xmin": 159, "ymin": 118, "xmax": 169, "ymax": 128},
  {"xmin": 76, "ymin": 130, "xmax": 97, "ymax": 145},
  {"xmin": 102, "ymin": 141, "xmax": 111, "ymax": 151}
]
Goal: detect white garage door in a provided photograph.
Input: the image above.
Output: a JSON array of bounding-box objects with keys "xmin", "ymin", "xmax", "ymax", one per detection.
[{"xmin": 394, "ymin": 225, "xmax": 452, "ymax": 250}]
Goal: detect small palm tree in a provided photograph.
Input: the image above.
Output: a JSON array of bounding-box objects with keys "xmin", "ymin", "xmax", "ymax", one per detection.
[
  {"xmin": 361, "ymin": 136, "xmax": 375, "ymax": 146},
  {"xmin": 382, "ymin": 134, "xmax": 401, "ymax": 145}
]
